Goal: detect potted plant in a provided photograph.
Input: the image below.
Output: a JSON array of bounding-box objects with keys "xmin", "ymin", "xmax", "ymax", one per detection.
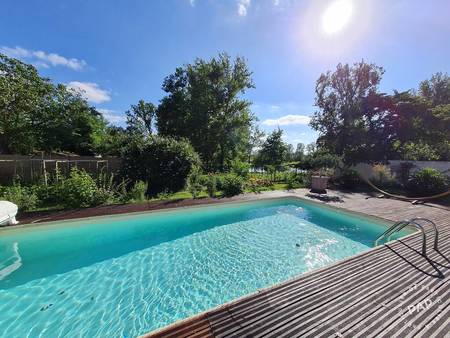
[
  {"xmin": 309, "ymin": 153, "xmax": 339, "ymax": 193},
  {"xmin": 311, "ymin": 168, "xmax": 334, "ymax": 193}
]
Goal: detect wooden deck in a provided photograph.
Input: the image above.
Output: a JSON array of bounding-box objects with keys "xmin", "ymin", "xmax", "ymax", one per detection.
[{"xmin": 142, "ymin": 191, "xmax": 450, "ymax": 338}]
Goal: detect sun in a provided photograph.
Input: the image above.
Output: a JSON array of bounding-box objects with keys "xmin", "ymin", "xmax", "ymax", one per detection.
[{"xmin": 322, "ymin": 0, "xmax": 353, "ymax": 35}]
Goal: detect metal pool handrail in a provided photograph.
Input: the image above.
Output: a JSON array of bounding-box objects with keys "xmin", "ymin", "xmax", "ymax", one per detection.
[
  {"xmin": 374, "ymin": 218, "xmax": 439, "ymax": 257},
  {"xmin": 409, "ymin": 217, "xmax": 439, "ymax": 251}
]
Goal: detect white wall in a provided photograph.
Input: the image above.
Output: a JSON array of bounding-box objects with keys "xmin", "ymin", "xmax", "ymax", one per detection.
[
  {"xmin": 389, "ymin": 160, "xmax": 450, "ymax": 175},
  {"xmin": 352, "ymin": 160, "xmax": 450, "ymax": 180}
]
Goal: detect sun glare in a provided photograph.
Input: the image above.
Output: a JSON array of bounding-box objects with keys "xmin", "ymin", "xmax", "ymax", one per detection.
[{"xmin": 322, "ymin": 0, "xmax": 353, "ymax": 35}]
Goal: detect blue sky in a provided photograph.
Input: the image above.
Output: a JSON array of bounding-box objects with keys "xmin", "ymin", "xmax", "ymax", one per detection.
[{"xmin": 1, "ymin": 0, "xmax": 449, "ymax": 146}]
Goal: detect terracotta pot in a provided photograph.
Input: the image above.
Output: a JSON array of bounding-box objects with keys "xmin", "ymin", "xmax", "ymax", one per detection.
[{"xmin": 311, "ymin": 176, "xmax": 329, "ymax": 193}]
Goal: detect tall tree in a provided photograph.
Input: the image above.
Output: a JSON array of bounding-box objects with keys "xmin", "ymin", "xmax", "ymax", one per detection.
[
  {"xmin": 246, "ymin": 125, "xmax": 265, "ymax": 162},
  {"xmin": 156, "ymin": 53, "xmax": 255, "ymax": 171},
  {"xmin": 310, "ymin": 64, "xmax": 450, "ymax": 162},
  {"xmin": 0, "ymin": 53, "xmax": 53, "ymax": 153},
  {"xmin": 310, "ymin": 61, "xmax": 385, "ymax": 164},
  {"xmin": 285, "ymin": 144, "xmax": 295, "ymax": 162},
  {"xmin": 0, "ymin": 53, "xmax": 108, "ymax": 155},
  {"xmin": 419, "ymin": 72, "xmax": 450, "ymax": 106},
  {"xmin": 294, "ymin": 143, "xmax": 305, "ymax": 161},
  {"xmin": 126, "ymin": 100, "xmax": 156, "ymax": 136},
  {"xmin": 306, "ymin": 142, "xmax": 317, "ymax": 154},
  {"xmin": 255, "ymin": 129, "xmax": 287, "ymax": 167}
]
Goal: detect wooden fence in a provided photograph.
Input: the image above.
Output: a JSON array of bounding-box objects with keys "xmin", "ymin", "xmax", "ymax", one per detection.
[{"xmin": 0, "ymin": 154, "xmax": 121, "ymax": 185}]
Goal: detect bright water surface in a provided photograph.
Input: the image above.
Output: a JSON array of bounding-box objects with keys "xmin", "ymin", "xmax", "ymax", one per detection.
[{"xmin": 0, "ymin": 198, "xmax": 409, "ymax": 337}]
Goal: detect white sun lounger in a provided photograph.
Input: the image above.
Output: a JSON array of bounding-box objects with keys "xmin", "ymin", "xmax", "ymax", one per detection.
[{"xmin": 0, "ymin": 201, "xmax": 19, "ymax": 226}]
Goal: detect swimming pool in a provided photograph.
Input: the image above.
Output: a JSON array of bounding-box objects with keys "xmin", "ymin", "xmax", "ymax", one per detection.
[{"xmin": 0, "ymin": 198, "xmax": 411, "ymax": 337}]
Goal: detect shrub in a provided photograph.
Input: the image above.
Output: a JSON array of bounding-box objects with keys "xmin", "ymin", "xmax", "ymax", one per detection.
[
  {"xmin": 187, "ymin": 167, "xmax": 204, "ymax": 199},
  {"xmin": 95, "ymin": 171, "xmax": 127, "ymax": 205},
  {"xmin": 396, "ymin": 162, "xmax": 415, "ymax": 187},
  {"xmin": 127, "ymin": 181, "xmax": 148, "ymax": 202},
  {"xmin": 371, "ymin": 164, "xmax": 395, "ymax": 187},
  {"xmin": 286, "ymin": 173, "xmax": 304, "ymax": 190},
  {"xmin": 58, "ymin": 168, "xmax": 97, "ymax": 208},
  {"xmin": 339, "ymin": 169, "xmax": 361, "ymax": 189},
  {"xmin": 94, "ymin": 188, "xmax": 117, "ymax": 206},
  {"xmin": 156, "ymin": 189, "xmax": 171, "ymax": 200},
  {"xmin": 33, "ymin": 183, "xmax": 59, "ymax": 206},
  {"xmin": 231, "ymin": 160, "xmax": 250, "ymax": 178},
  {"xmin": 0, "ymin": 184, "xmax": 38, "ymax": 211},
  {"xmin": 407, "ymin": 168, "xmax": 449, "ymax": 196},
  {"xmin": 214, "ymin": 174, "xmax": 226, "ymax": 191},
  {"xmin": 220, "ymin": 174, "xmax": 244, "ymax": 197},
  {"xmin": 205, "ymin": 174, "xmax": 217, "ymax": 198},
  {"xmin": 120, "ymin": 136, "xmax": 201, "ymax": 196},
  {"xmin": 246, "ymin": 177, "xmax": 272, "ymax": 193},
  {"xmin": 264, "ymin": 165, "xmax": 277, "ymax": 182}
]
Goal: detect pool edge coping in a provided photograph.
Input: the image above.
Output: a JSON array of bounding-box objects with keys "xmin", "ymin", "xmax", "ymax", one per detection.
[{"xmin": 0, "ymin": 193, "xmax": 393, "ymax": 232}]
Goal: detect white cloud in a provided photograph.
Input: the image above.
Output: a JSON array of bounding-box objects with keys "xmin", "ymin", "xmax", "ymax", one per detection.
[
  {"xmin": 273, "ymin": 0, "xmax": 280, "ymax": 6},
  {"xmin": 0, "ymin": 46, "xmax": 30, "ymax": 58},
  {"xmin": 189, "ymin": 0, "xmax": 195, "ymax": 6},
  {"xmin": 67, "ymin": 81, "xmax": 111, "ymax": 104},
  {"xmin": 270, "ymin": 105, "xmax": 281, "ymax": 112},
  {"xmin": 237, "ymin": 0, "xmax": 251, "ymax": 16},
  {"xmin": 97, "ymin": 109, "xmax": 126, "ymax": 125},
  {"xmin": 0, "ymin": 46, "xmax": 86, "ymax": 70},
  {"xmin": 262, "ymin": 114, "xmax": 311, "ymax": 126}
]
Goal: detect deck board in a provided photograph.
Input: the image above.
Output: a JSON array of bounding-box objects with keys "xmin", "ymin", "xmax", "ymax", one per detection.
[{"xmin": 140, "ymin": 191, "xmax": 450, "ymax": 338}]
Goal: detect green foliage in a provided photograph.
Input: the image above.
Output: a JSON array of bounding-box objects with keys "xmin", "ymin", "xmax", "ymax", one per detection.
[
  {"xmin": 406, "ymin": 168, "xmax": 449, "ymax": 197},
  {"xmin": 57, "ymin": 168, "xmax": 98, "ymax": 208},
  {"xmin": 220, "ymin": 174, "xmax": 244, "ymax": 197},
  {"xmin": 284, "ymin": 144, "xmax": 295, "ymax": 162},
  {"xmin": 371, "ymin": 164, "xmax": 395, "ymax": 187},
  {"xmin": 419, "ymin": 72, "xmax": 450, "ymax": 106},
  {"xmin": 0, "ymin": 53, "xmax": 108, "ymax": 155},
  {"xmin": 126, "ymin": 100, "xmax": 156, "ymax": 136},
  {"xmin": 401, "ymin": 142, "xmax": 440, "ymax": 161},
  {"xmin": 396, "ymin": 162, "xmax": 415, "ymax": 187},
  {"xmin": 156, "ymin": 53, "xmax": 255, "ymax": 171},
  {"xmin": 246, "ymin": 176, "xmax": 272, "ymax": 193},
  {"xmin": 246, "ymin": 125, "xmax": 265, "ymax": 163},
  {"xmin": 33, "ymin": 183, "xmax": 60, "ymax": 206},
  {"xmin": 156, "ymin": 190, "xmax": 171, "ymax": 200},
  {"xmin": 407, "ymin": 168, "xmax": 449, "ymax": 196},
  {"xmin": 0, "ymin": 184, "xmax": 38, "ymax": 211},
  {"xmin": 294, "ymin": 143, "xmax": 305, "ymax": 162},
  {"xmin": 295, "ymin": 157, "xmax": 313, "ymax": 171},
  {"xmin": 187, "ymin": 166, "xmax": 204, "ymax": 199},
  {"xmin": 339, "ymin": 169, "xmax": 361, "ymax": 189},
  {"xmin": 120, "ymin": 136, "xmax": 200, "ymax": 195},
  {"xmin": 94, "ymin": 170, "xmax": 128, "ymax": 205},
  {"xmin": 205, "ymin": 174, "xmax": 217, "ymax": 198},
  {"xmin": 286, "ymin": 173, "xmax": 304, "ymax": 190},
  {"xmin": 127, "ymin": 181, "xmax": 148, "ymax": 202},
  {"xmin": 311, "ymin": 62, "xmax": 450, "ymax": 162},
  {"xmin": 310, "ymin": 61, "xmax": 385, "ymax": 164},
  {"xmin": 255, "ymin": 129, "xmax": 287, "ymax": 168},
  {"xmin": 309, "ymin": 152, "xmax": 340, "ymax": 170},
  {"xmin": 231, "ymin": 159, "xmax": 250, "ymax": 178}
]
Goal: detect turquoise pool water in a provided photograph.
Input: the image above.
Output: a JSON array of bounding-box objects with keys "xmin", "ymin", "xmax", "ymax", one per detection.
[{"xmin": 0, "ymin": 198, "xmax": 409, "ymax": 337}]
